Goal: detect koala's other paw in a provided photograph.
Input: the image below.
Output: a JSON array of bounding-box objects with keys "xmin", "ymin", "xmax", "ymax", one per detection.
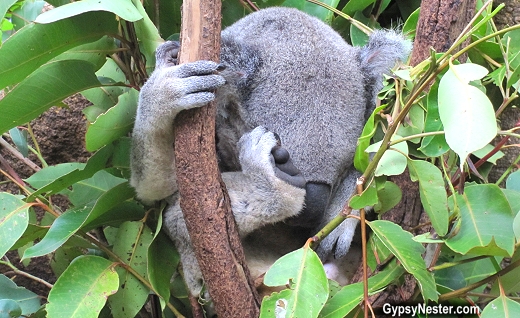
[
  {"xmin": 239, "ymin": 127, "xmax": 305, "ymax": 189},
  {"xmin": 155, "ymin": 41, "xmax": 180, "ymax": 69}
]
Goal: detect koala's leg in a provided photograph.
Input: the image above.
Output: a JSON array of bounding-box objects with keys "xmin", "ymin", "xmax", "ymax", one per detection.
[
  {"xmin": 163, "ymin": 127, "xmax": 306, "ymax": 296},
  {"xmin": 315, "ymin": 169, "xmax": 361, "ymax": 260},
  {"xmin": 224, "ymin": 126, "xmax": 306, "ymax": 236},
  {"xmin": 163, "ymin": 202, "xmax": 206, "ymax": 296},
  {"xmin": 130, "ymin": 41, "xmax": 226, "ymax": 203}
]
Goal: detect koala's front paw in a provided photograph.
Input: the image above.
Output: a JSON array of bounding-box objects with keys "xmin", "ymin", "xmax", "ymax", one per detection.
[
  {"xmin": 239, "ymin": 127, "xmax": 305, "ymax": 189},
  {"xmin": 155, "ymin": 41, "xmax": 180, "ymax": 69}
]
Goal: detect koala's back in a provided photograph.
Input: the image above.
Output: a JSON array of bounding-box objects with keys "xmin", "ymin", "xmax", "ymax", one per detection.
[{"xmin": 221, "ymin": 8, "xmax": 366, "ymax": 185}]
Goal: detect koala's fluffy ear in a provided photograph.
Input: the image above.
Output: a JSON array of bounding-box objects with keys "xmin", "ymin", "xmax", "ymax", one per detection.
[{"xmin": 359, "ymin": 30, "xmax": 412, "ymax": 115}]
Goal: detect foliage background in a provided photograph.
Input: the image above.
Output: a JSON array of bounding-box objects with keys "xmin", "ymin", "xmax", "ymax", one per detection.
[{"xmin": 0, "ymin": 0, "xmax": 520, "ymax": 317}]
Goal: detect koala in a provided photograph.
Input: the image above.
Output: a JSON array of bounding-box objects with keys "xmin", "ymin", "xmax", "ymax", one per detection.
[{"xmin": 130, "ymin": 7, "xmax": 411, "ymax": 297}]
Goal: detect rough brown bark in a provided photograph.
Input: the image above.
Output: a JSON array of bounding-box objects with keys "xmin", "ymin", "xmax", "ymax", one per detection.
[
  {"xmin": 351, "ymin": 0, "xmax": 477, "ymax": 311},
  {"xmin": 489, "ymin": 0, "xmax": 520, "ymax": 184},
  {"xmin": 174, "ymin": 0, "xmax": 260, "ymax": 317},
  {"xmin": 410, "ymin": 0, "xmax": 476, "ymax": 65}
]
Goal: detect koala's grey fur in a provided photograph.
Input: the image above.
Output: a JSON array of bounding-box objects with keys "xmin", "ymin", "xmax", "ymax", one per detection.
[{"xmin": 130, "ymin": 7, "xmax": 411, "ymax": 297}]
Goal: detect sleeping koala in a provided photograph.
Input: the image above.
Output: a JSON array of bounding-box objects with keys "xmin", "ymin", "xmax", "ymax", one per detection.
[{"xmin": 130, "ymin": 7, "xmax": 411, "ymax": 297}]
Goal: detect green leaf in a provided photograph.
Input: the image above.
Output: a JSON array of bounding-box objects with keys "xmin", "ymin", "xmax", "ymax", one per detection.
[
  {"xmin": 0, "ymin": 274, "xmax": 40, "ymax": 316},
  {"xmin": 435, "ymin": 255, "xmax": 498, "ymax": 291},
  {"xmin": 368, "ymin": 220, "xmax": 437, "ymax": 301},
  {"xmin": 82, "ymin": 59, "xmax": 127, "ymax": 121},
  {"xmin": 373, "ymin": 180, "xmax": 402, "ymax": 214},
  {"xmin": 473, "ymin": 144, "xmax": 504, "ymax": 164},
  {"xmin": 366, "ymin": 136, "xmax": 409, "ymax": 177},
  {"xmin": 130, "ymin": 0, "xmax": 163, "ymax": 70},
  {"xmin": 397, "ymin": 104, "xmax": 425, "ymax": 143},
  {"xmin": 0, "ymin": 1, "xmax": 17, "ymax": 21},
  {"xmin": 51, "ymin": 36, "xmax": 119, "ymax": 71},
  {"xmin": 503, "ymin": 189, "xmax": 520, "ymax": 218},
  {"xmin": 355, "ymin": 104, "xmax": 387, "ymax": 171},
  {"xmin": 438, "ymin": 64, "xmax": 497, "ymax": 169},
  {"xmin": 23, "ymin": 181, "xmax": 134, "ymax": 259},
  {"xmin": 260, "ymin": 246, "xmax": 329, "ymax": 318},
  {"xmin": 85, "ymin": 89, "xmax": 138, "ymax": 151},
  {"xmin": 0, "ymin": 60, "xmax": 102, "ymax": 135},
  {"xmin": 481, "ymin": 294, "xmax": 520, "ymax": 318},
  {"xmin": 23, "ymin": 205, "xmax": 91, "ymax": 259},
  {"xmin": 25, "ymin": 163, "xmax": 85, "ymax": 189},
  {"xmin": 47, "ymin": 255, "xmax": 119, "ymax": 318},
  {"xmin": 50, "ymin": 244, "xmax": 86, "ymax": 278},
  {"xmin": 36, "ymin": 0, "xmax": 142, "ymax": 23},
  {"xmin": 0, "ymin": 193, "xmax": 29, "ymax": 258},
  {"xmin": 446, "ymin": 184, "xmax": 515, "ymax": 256},
  {"xmin": 0, "ymin": 299, "xmax": 22, "ymax": 318},
  {"xmin": 490, "ymin": 251, "xmax": 520, "ymax": 295},
  {"xmin": 147, "ymin": 212, "xmax": 179, "ymax": 311},
  {"xmin": 402, "ymin": 8, "xmax": 419, "ymax": 39},
  {"xmin": 350, "ymin": 182, "xmax": 378, "ymax": 209},
  {"xmin": 65, "ymin": 170, "xmax": 127, "ymax": 207},
  {"xmin": 25, "ymin": 145, "xmax": 112, "ymax": 201},
  {"xmin": 282, "ymin": 0, "xmax": 339, "ymax": 23},
  {"xmin": 506, "ymin": 170, "xmax": 520, "ymax": 192},
  {"xmin": 350, "ymin": 11, "xmax": 371, "ymax": 46},
  {"xmin": 8, "ymin": 128, "xmax": 28, "ymax": 158},
  {"xmin": 408, "ymin": 160, "xmax": 449, "ymax": 236},
  {"xmin": 148, "ymin": 231, "xmax": 179, "ymax": 310},
  {"xmin": 109, "ymin": 221, "xmax": 154, "ymax": 318},
  {"xmin": 319, "ymin": 261, "xmax": 404, "ymax": 318},
  {"xmin": 0, "ymin": 11, "xmax": 118, "ymax": 89},
  {"xmin": 420, "ymin": 84, "xmax": 449, "ymax": 157}
]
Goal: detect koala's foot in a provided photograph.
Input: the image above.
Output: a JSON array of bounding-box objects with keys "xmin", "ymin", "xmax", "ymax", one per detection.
[
  {"xmin": 238, "ymin": 127, "xmax": 306, "ymax": 189},
  {"xmin": 155, "ymin": 41, "xmax": 180, "ymax": 69}
]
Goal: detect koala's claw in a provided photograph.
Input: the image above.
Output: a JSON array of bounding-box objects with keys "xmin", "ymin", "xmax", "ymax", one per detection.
[{"xmin": 239, "ymin": 127, "xmax": 306, "ymax": 189}]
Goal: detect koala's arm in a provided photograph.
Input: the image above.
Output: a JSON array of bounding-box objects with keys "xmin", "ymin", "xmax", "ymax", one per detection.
[
  {"xmin": 164, "ymin": 127, "xmax": 306, "ymax": 295},
  {"xmin": 130, "ymin": 42, "xmax": 225, "ymax": 202}
]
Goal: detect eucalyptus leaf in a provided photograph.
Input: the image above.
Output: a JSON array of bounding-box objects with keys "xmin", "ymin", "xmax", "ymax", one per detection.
[
  {"xmin": 446, "ymin": 184, "xmax": 515, "ymax": 256},
  {"xmin": 36, "ymin": 0, "xmax": 142, "ymax": 23},
  {"xmin": 481, "ymin": 294, "xmax": 520, "ymax": 318},
  {"xmin": 373, "ymin": 180, "xmax": 402, "ymax": 214},
  {"xmin": 109, "ymin": 221, "xmax": 154, "ymax": 318},
  {"xmin": 261, "ymin": 246, "xmax": 329, "ymax": 318},
  {"xmin": 85, "ymin": 89, "xmax": 138, "ymax": 151},
  {"xmin": 0, "ymin": 60, "xmax": 102, "ymax": 135},
  {"xmin": 0, "ymin": 274, "xmax": 40, "ymax": 316},
  {"xmin": 319, "ymin": 261, "xmax": 404, "ymax": 318},
  {"xmin": 355, "ymin": 104, "xmax": 387, "ymax": 171},
  {"xmin": 8, "ymin": 128, "xmax": 28, "ymax": 158},
  {"xmin": 47, "ymin": 256, "xmax": 119, "ymax": 318},
  {"xmin": 420, "ymin": 83, "xmax": 449, "ymax": 157},
  {"xmin": 0, "ymin": 193, "xmax": 29, "ymax": 258},
  {"xmin": 506, "ymin": 170, "xmax": 520, "ymax": 192},
  {"xmin": 0, "ymin": 11, "xmax": 117, "ymax": 89},
  {"xmin": 366, "ymin": 136, "xmax": 408, "ymax": 177},
  {"xmin": 438, "ymin": 64, "xmax": 497, "ymax": 170},
  {"xmin": 0, "ymin": 1, "xmax": 17, "ymax": 21},
  {"xmin": 25, "ymin": 145, "xmax": 112, "ymax": 201},
  {"xmin": 369, "ymin": 220, "xmax": 438, "ymax": 301},
  {"xmin": 350, "ymin": 183, "xmax": 378, "ymax": 209},
  {"xmin": 408, "ymin": 160, "xmax": 449, "ymax": 236}
]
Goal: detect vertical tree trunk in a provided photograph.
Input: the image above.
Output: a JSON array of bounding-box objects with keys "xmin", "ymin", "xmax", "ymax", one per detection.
[
  {"xmin": 174, "ymin": 0, "xmax": 260, "ymax": 316},
  {"xmin": 410, "ymin": 0, "xmax": 476, "ymax": 65}
]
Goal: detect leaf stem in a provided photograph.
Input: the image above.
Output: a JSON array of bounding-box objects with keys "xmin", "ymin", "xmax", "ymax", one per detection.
[
  {"xmin": 82, "ymin": 233, "xmax": 185, "ymax": 318},
  {"xmin": 0, "ymin": 258, "xmax": 54, "ymax": 289}
]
